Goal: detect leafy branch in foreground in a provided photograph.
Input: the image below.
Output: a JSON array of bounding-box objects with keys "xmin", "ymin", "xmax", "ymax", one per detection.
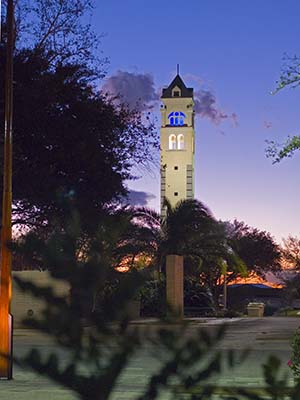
[
  {"xmin": 266, "ymin": 54, "xmax": 300, "ymax": 163},
  {"xmin": 274, "ymin": 54, "xmax": 300, "ymax": 94},
  {"xmin": 266, "ymin": 136, "xmax": 300, "ymax": 163},
  {"xmin": 10, "ymin": 205, "xmax": 297, "ymax": 399}
]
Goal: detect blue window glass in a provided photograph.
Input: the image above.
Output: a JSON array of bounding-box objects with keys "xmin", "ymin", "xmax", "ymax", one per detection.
[{"xmin": 168, "ymin": 111, "xmax": 186, "ymax": 126}]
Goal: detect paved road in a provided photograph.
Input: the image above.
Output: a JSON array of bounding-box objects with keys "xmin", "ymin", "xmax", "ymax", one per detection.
[
  {"xmin": 0, "ymin": 317, "xmax": 299, "ymax": 399},
  {"xmin": 115, "ymin": 317, "xmax": 299, "ymax": 397}
]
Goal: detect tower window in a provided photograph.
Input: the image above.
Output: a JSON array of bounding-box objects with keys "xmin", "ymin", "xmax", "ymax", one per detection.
[
  {"xmin": 174, "ymin": 166, "xmax": 178, "ymax": 170},
  {"xmin": 169, "ymin": 134, "xmax": 177, "ymax": 150},
  {"xmin": 177, "ymin": 134, "xmax": 184, "ymax": 150},
  {"xmin": 168, "ymin": 111, "xmax": 186, "ymax": 126},
  {"xmin": 174, "ymin": 192, "xmax": 178, "ymax": 196},
  {"xmin": 172, "ymin": 87, "xmax": 181, "ymax": 97}
]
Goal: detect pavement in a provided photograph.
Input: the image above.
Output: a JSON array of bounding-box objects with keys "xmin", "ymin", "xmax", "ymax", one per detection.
[{"xmin": 0, "ymin": 317, "xmax": 299, "ymax": 399}]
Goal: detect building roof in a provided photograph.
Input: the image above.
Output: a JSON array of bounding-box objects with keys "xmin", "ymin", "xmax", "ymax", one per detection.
[
  {"xmin": 229, "ymin": 284, "xmax": 273, "ymax": 289},
  {"xmin": 161, "ymin": 74, "xmax": 193, "ymax": 98}
]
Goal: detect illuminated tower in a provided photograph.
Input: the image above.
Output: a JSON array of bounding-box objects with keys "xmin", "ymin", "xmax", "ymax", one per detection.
[{"xmin": 160, "ymin": 74, "xmax": 195, "ymax": 216}]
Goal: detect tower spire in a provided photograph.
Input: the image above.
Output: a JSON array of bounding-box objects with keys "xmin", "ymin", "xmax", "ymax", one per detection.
[{"xmin": 177, "ymin": 64, "xmax": 180, "ymax": 75}]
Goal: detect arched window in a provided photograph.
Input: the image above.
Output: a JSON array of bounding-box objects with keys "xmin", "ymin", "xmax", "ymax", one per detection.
[
  {"xmin": 169, "ymin": 134, "xmax": 176, "ymax": 150},
  {"xmin": 178, "ymin": 134, "xmax": 184, "ymax": 150},
  {"xmin": 168, "ymin": 111, "xmax": 186, "ymax": 126}
]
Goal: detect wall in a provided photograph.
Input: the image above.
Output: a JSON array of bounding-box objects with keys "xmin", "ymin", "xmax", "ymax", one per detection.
[
  {"xmin": 160, "ymin": 95, "xmax": 195, "ymax": 213},
  {"xmin": 11, "ymin": 271, "xmax": 70, "ymax": 328}
]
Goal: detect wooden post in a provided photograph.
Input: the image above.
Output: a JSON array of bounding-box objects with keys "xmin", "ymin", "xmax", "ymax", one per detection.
[
  {"xmin": 0, "ymin": 0, "xmax": 14, "ymax": 380},
  {"xmin": 166, "ymin": 255, "xmax": 184, "ymax": 318}
]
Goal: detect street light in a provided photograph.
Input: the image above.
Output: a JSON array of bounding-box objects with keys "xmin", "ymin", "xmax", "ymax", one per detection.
[{"xmin": 0, "ymin": 0, "xmax": 14, "ymax": 380}]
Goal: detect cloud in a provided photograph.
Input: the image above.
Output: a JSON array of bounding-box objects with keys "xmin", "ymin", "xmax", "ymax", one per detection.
[
  {"xmin": 101, "ymin": 71, "xmax": 159, "ymax": 111},
  {"xmin": 125, "ymin": 190, "xmax": 156, "ymax": 206},
  {"xmin": 264, "ymin": 120, "xmax": 273, "ymax": 129},
  {"xmin": 102, "ymin": 70, "xmax": 238, "ymax": 126},
  {"xmin": 194, "ymin": 89, "xmax": 238, "ymax": 126},
  {"xmin": 183, "ymin": 73, "xmax": 204, "ymax": 86}
]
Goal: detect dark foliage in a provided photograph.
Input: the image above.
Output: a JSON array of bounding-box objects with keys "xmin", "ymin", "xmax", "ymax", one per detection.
[
  {"xmin": 9, "ymin": 206, "xmax": 249, "ymax": 399},
  {"xmin": 3, "ymin": 0, "xmax": 106, "ymax": 75},
  {"xmin": 184, "ymin": 276, "xmax": 214, "ymax": 309},
  {"xmin": 226, "ymin": 220, "xmax": 282, "ymax": 280},
  {"xmin": 0, "ymin": 46, "xmax": 157, "ymax": 231},
  {"xmin": 283, "ymin": 273, "xmax": 300, "ymax": 306},
  {"xmin": 10, "ymin": 206, "xmax": 300, "ymax": 399},
  {"xmin": 281, "ymin": 235, "xmax": 300, "ymax": 270},
  {"xmin": 266, "ymin": 55, "xmax": 300, "ymax": 163},
  {"xmin": 130, "ymin": 199, "xmax": 244, "ymax": 275},
  {"xmin": 140, "ymin": 279, "xmax": 166, "ymax": 317},
  {"xmin": 140, "ymin": 277, "xmax": 214, "ymax": 317}
]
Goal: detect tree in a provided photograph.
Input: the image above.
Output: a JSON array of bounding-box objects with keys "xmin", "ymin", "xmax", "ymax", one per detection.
[
  {"xmin": 266, "ymin": 55, "xmax": 300, "ymax": 162},
  {"xmin": 204, "ymin": 220, "xmax": 282, "ymax": 310},
  {"xmin": 118, "ymin": 199, "xmax": 246, "ymax": 308},
  {"xmin": 122, "ymin": 199, "xmax": 229, "ymax": 272},
  {"xmin": 5, "ymin": 0, "xmax": 106, "ymax": 75},
  {"xmin": 11, "ymin": 205, "xmax": 299, "ymax": 400},
  {"xmin": 281, "ymin": 235, "xmax": 300, "ymax": 270},
  {"xmin": 266, "ymin": 136, "xmax": 300, "ymax": 163},
  {"xmin": 0, "ymin": 47, "xmax": 157, "ymax": 232},
  {"xmin": 10, "ymin": 204, "xmax": 238, "ymax": 399},
  {"xmin": 0, "ymin": 1, "xmax": 157, "ymax": 232},
  {"xmin": 278, "ymin": 236, "xmax": 300, "ymax": 305},
  {"xmin": 282, "ymin": 273, "xmax": 300, "ymax": 307},
  {"xmin": 225, "ymin": 219, "xmax": 282, "ymax": 280}
]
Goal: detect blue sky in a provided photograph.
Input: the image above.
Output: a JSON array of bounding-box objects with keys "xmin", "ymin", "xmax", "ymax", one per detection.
[{"xmin": 92, "ymin": 0, "xmax": 300, "ymax": 242}]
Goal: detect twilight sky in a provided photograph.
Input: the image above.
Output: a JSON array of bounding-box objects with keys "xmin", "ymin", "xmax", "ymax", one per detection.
[{"xmin": 92, "ymin": 0, "xmax": 300, "ymax": 243}]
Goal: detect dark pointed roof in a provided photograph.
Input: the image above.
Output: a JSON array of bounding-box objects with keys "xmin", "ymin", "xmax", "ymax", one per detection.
[{"xmin": 161, "ymin": 74, "xmax": 193, "ymax": 98}]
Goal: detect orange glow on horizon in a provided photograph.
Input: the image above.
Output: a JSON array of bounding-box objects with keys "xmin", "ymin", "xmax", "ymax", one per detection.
[
  {"xmin": 115, "ymin": 254, "xmax": 152, "ymax": 273},
  {"xmin": 228, "ymin": 273, "xmax": 283, "ymax": 288}
]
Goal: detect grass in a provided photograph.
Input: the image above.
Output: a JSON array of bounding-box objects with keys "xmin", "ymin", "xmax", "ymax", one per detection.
[{"xmin": 276, "ymin": 309, "xmax": 300, "ymax": 317}]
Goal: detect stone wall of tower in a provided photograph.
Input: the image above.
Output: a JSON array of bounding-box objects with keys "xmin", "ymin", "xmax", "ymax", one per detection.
[
  {"xmin": 160, "ymin": 80, "xmax": 195, "ymax": 215},
  {"xmin": 160, "ymin": 126, "xmax": 194, "ymax": 208}
]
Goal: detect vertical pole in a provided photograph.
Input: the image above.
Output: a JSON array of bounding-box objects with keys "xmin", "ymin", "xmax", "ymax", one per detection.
[
  {"xmin": 223, "ymin": 272, "xmax": 227, "ymax": 310},
  {"xmin": 0, "ymin": 0, "xmax": 14, "ymax": 380},
  {"xmin": 222, "ymin": 260, "xmax": 227, "ymax": 311}
]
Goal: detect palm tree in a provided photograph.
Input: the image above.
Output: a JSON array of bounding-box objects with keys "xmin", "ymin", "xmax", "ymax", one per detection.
[
  {"xmin": 123, "ymin": 199, "xmax": 242, "ymax": 269},
  {"xmin": 116, "ymin": 198, "xmax": 246, "ymax": 307},
  {"xmin": 123, "ymin": 198, "xmax": 214, "ymax": 272}
]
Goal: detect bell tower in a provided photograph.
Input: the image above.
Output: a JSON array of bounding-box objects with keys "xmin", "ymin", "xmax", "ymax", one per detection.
[{"xmin": 160, "ymin": 74, "xmax": 195, "ymax": 216}]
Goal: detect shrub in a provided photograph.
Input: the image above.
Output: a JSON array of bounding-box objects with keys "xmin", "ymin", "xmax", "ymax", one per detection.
[
  {"xmin": 184, "ymin": 276, "xmax": 214, "ymax": 309},
  {"xmin": 10, "ymin": 207, "xmax": 300, "ymax": 399},
  {"xmin": 264, "ymin": 304, "xmax": 278, "ymax": 316},
  {"xmin": 288, "ymin": 329, "xmax": 300, "ymax": 383},
  {"xmin": 140, "ymin": 279, "xmax": 166, "ymax": 317}
]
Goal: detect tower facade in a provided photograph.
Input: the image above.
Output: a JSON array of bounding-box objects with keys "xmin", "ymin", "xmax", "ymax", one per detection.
[{"xmin": 160, "ymin": 75, "xmax": 195, "ymax": 216}]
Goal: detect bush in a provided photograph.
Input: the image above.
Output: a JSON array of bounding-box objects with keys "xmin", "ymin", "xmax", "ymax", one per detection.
[
  {"xmin": 140, "ymin": 279, "xmax": 166, "ymax": 317},
  {"xmin": 215, "ymin": 309, "xmax": 243, "ymax": 318},
  {"xmin": 184, "ymin": 276, "xmax": 214, "ymax": 308},
  {"xmin": 274, "ymin": 307, "xmax": 294, "ymax": 316},
  {"xmin": 288, "ymin": 329, "xmax": 300, "ymax": 383},
  {"xmin": 11, "ymin": 207, "xmax": 300, "ymax": 399},
  {"xmin": 264, "ymin": 304, "xmax": 278, "ymax": 316},
  {"xmin": 140, "ymin": 276, "xmax": 216, "ymax": 317}
]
